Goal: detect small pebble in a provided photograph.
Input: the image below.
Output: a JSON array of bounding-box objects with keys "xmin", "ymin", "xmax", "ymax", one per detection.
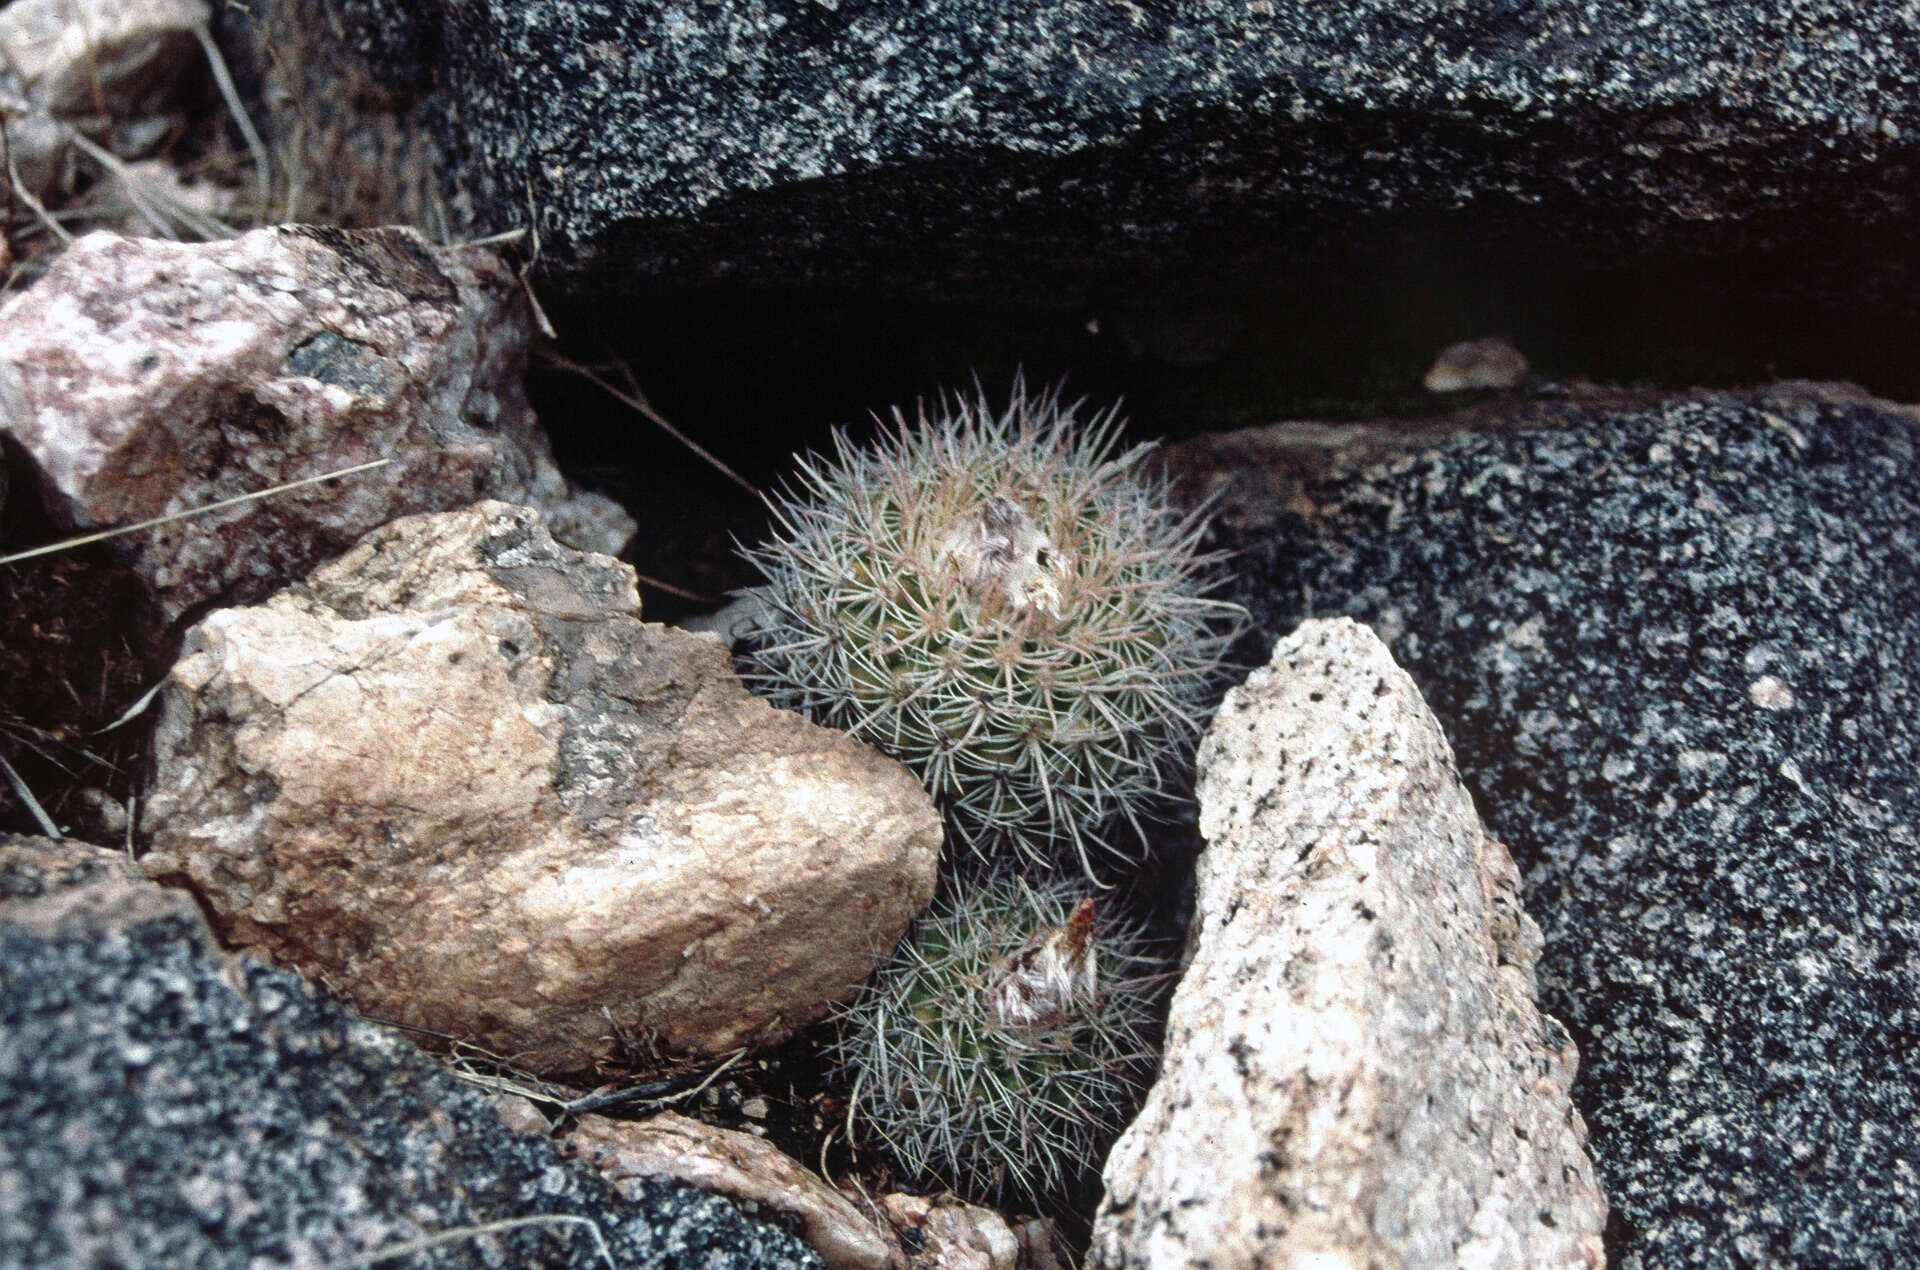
[{"xmin": 1423, "ymin": 335, "xmax": 1530, "ymax": 393}]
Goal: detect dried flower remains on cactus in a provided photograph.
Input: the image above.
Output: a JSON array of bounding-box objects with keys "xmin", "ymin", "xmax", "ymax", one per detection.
[
  {"xmin": 739, "ymin": 380, "xmax": 1240, "ymax": 877},
  {"xmin": 830, "ymin": 878, "xmax": 1162, "ymax": 1204}
]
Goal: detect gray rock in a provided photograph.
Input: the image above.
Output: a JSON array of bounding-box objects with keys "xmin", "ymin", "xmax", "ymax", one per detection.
[
  {"xmin": 1092, "ymin": 618, "xmax": 1604, "ymax": 1270},
  {"xmin": 221, "ymin": 0, "xmax": 1918, "ymax": 315},
  {"xmin": 0, "ymin": 225, "xmax": 634, "ymax": 636},
  {"xmin": 0, "ymin": 834, "xmax": 822, "ymax": 1270},
  {"xmin": 142, "ymin": 500, "xmax": 941, "ymax": 1075},
  {"xmin": 1161, "ymin": 382, "xmax": 1920, "ymax": 1266}
]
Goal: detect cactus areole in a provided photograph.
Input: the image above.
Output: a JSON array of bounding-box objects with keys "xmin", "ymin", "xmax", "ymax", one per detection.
[{"xmin": 740, "ymin": 381, "xmax": 1238, "ymax": 878}]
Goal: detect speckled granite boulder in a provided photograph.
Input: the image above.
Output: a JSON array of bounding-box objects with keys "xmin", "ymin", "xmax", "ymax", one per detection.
[
  {"xmin": 0, "ymin": 835, "xmax": 821, "ymax": 1269},
  {"xmin": 220, "ymin": 0, "xmax": 1919, "ymax": 318},
  {"xmin": 1161, "ymin": 382, "xmax": 1920, "ymax": 1267},
  {"xmin": 1094, "ymin": 619, "xmax": 1604, "ymax": 1269}
]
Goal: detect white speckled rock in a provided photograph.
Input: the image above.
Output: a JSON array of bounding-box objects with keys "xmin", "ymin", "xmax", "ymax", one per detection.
[
  {"xmin": 141, "ymin": 501, "xmax": 941, "ymax": 1074},
  {"xmin": 0, "ymin": 226, "xmax": 633, "ymax": 632},
  {"xmin": 1091, "ymin": 618, "xmax": 1604, "ymax": 1270}
]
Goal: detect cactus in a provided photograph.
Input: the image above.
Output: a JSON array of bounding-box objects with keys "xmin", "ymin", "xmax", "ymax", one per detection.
[
  {"xmin": 739, "ymin": 380, "xmax": 1240, "ymax": 877},
  {"xmin": 831, "ymin": 877, "xmax": 1162, "ymax": 1203}
]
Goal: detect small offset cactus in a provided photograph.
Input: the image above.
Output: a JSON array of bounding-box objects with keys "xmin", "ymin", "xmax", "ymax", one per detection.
[
  {"xmin": 740, "ymin": 380, "xmax": 1239, "ymax": 876},
  {"xmin": 831, "ymin": 878, "xmax": 1161, "ymax": 1203}
]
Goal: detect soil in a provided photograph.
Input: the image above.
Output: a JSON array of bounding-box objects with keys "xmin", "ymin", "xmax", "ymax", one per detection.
[{"xmin": 0, "ymin": 455, "xmax": 155, "ymax": 842}]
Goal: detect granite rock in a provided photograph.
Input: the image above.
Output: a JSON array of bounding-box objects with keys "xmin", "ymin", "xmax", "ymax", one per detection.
[
  {"xmin": 142, "ymin": 501, "xmax": 942, "ymax": 1074},
  {"xmin": 0, "ymin": 834, "xmax": 822, "ymax": 1269},
  {"xmin": 0, "ymin": 225, "xmax": 633, "ymax": 636},
  {"xmin": 878, "ymin": 1193, "xmax": 1023, "ymax": 1270},
  {"xmin": 220, "ymin": 0, "xmax": 1919, "ymax": 319},
  {"xmin": 1161, "ymin": 382, "xmax": 1920, "ymax": 1266},
  {"xmin": 1092, "ymin": 618, "xmax": 1605, "ymax": 1269}
]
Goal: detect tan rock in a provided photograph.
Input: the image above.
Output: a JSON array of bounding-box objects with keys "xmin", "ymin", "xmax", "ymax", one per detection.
[
  {"xmin": 481, "ymin": 1092, "xmax": 552, "ymax": 1137},
  {"xmin": 142, "ymin": 502, "xmax": 942, "ymax": 1074},
  {"xmin": 566, "ymin": 1111, "xmax": 902, "ymax": 1270},
  {"xmin": 878, "ymin": 1193, "xmax": 1021, "ymax": 1270},
  {"xmin": 1422, "ymin": 335, "xmax": 1530, "ymax": 393},
  {"xmin": 1091, "ymin": 618, "xmax": 1605, "ymax": 1270}
]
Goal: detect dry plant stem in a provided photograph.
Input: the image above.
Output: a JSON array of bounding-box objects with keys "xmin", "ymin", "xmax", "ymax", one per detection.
[
  {"xmin": 8, "ymin": 148, "xmax": 72, "ymax": 245},
  {"xmin": 539, "ymin": 348, "xmax": 758, "ymax": 498},
  {"xmin": 0, "ymin": 752, "xmax": 60, "ymax": 838},
  {"xmin": 628, "ymin": 570, "xmax": 716, "ymax": 605},
  {"xmin": 72, "ymin": 0, "xmax": 107, "ymax": 118},
  {"xmin": 516, "ymin": 178, "xmax": 559, "ymax": 337},
  {"xmin": 91, "ymin": 679, "xmax": 166, "ymax": 734},
  {"xmin": 327, "ymin": 1214, "xmax": 616, "ymax": 1270},
  {"xmin": 2, "ymin": 115, "xmax": 16, "ymax": 246},
  {"xmin": 555, "ymin": 1049, "xmax": 745, "ymax": 1116},
  {"xmin": 191, "ymin": 22, "xmax": 271, "ymax": 216},
  {"xmin": 68, "ymin": 131, "xmax": 234, "ymax": 239},
  {"xmin": 0, "ymin": 458, "xmax": 390, "ymax": 567}
]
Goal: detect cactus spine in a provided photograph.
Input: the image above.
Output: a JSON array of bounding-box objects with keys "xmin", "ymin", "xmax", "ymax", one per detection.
[
  {"xmin": 740, "ymin": 380, "xmax": 1239, "ymax": 877},
  {"xmin": 831, "ymin": 877, "xmax": 1161, "ymax": 1203}
]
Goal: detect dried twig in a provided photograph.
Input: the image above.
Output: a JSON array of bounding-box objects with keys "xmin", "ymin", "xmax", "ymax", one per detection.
[
  {"xmin": 326, "ymin": 1214, "xmax": 616, "ymax": 1270},
  {"xmin": 556, "ymin": 1048, "xmax": 746, "ymax": 1117},
  {"xmin": 538, "ymin": 348, "xmax": 758, "ymax": 498},
  {"xmin": 68, "ymin": 130, "xmax": 234, "ymax": 239},
  {"xmin": 191, "ymin": 22, "xmax": 270, "ymax": 217},
  {"xmin": 0, "ymin": 459, "xmax": 390, "ymax": 568},
  {"xmin": 2, "ymin": 114, "xmax": 17, "ymax": 253},
  {"xmin": 7, "ymin": 144, "xmax": 72, "ymax": 245},
  {"xmin": 0, "ymin": 752, "xmax": 61, "ymax": 838}
]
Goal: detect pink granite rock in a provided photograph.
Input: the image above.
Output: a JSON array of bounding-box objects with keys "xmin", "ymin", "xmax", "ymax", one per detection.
[{"xmin": 0, "ymin": 226, "xmax": 632, "ymax": 633}]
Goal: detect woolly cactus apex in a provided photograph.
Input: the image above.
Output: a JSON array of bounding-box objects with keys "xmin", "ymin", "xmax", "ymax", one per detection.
[
  {"xmin": 831, "ymin": 878, "xmax": 1162, "ymax": 1205},
  {"xmin": 740, "ymin": 380, "xmax": 1240, "ymax": 877}
]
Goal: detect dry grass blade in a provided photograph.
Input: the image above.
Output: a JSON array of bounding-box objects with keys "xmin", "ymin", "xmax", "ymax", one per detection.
[
  {"xmin": 191, "ymin": 22, "xmax": 270, "ymax": 216},
  {"xmin": 326, "ymin": 1214, "xmax": 616, "ymax": 1270},
  {"xmin": 628, "ymin": 569, "xmax": 716, "ymax": 605},
  {"xmin": 539, "ymin": 347, "xmax": 758, "ymax": 498},
  {"xmin": 90, "ymin": 678, "xmax": 166, "ymax": 734},
  {"xmin": 7, "ymin": 144, "xmax": 73, "ymax": 245},
  {"xmin": 0, "ymin": 751, "xmax": 61, "ymax": 838},
  {"xmin": 0, "ymin": 458, "xmax": 391, "ymax": 567},
  {"xmin": 67, "ymin": 130, "xmax": 234, "ymax": 240}
]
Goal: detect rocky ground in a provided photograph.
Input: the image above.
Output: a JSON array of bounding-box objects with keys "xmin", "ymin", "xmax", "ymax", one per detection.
[{"xmin": 2, "ymin": 3, "xmax": 1916, "ymax": 1268}]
